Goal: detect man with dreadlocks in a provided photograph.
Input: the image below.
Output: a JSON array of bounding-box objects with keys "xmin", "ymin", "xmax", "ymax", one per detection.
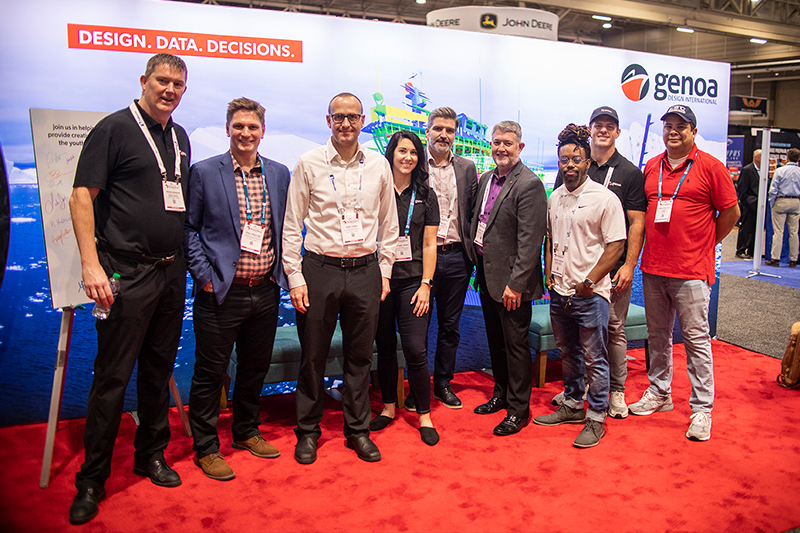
[{"xmin": 533, "ymin": 124, "xmax": 626, "ymax": 448}]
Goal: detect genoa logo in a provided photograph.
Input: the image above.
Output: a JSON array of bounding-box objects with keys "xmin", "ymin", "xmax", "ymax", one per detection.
[{"xmin": 621, "ymin": 64, "xmax": 649, "ymax": 101}]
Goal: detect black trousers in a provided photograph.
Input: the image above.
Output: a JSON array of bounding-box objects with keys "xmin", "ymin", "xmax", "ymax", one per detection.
[
  {"xmin": 477, "ymin": 259, "xmax": 533, "ymax": 419},
  {"xmin": 295, "ymin": 253, "xmax": 381, "ymax": 439},
  {"xmin": 375, "ymin": 276, "xmax": 433, "ymax": 414},
  {"xmin": 430, "ymin": 249, "xmax": 472, "ymax": 387},
  {"xmin": 737, "ymin": 202, "xmax": 757, "ymax": 256},
  {"xmin": 189, "ymin": 280, "xmax": 280, "ymax": 457},
  {"xmin": 76, "ymin": 251, "xmax": 185, "ymax": 491}
]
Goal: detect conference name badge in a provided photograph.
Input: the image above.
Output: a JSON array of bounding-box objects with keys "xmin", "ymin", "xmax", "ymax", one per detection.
[
  {"xmin": 655, "ymin": 199, "xmax": 673, "ymax": 223},
  {"xmin": 474, "ymin": 221, "xmax": 486, "ymax": 246},
  {"xmin": 240, "ymin": 222, "xmax": 265, "ymax": 254},
  {"xmin": 396, "ymin": 236, "xmax": 412, "ymax": 262},
  {"xmin": 437, "ymin": 214, "xmax": 449, "ymax": 240},
  {"xmin": 162, "ymin": 181, "xmax": 186, "ymax": 212},
  {"xmin": 552, "ymin": 252, "xmax": 565, "ymax": 277},
  {"xmin": 340, "ymin": 214, "xmax": 365, "ymax": 245}
]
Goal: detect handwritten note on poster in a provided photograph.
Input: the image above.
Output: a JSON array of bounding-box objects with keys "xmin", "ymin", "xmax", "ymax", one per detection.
[{"xmin": 30, "ymin": 108, "xmax": 109, "ymax": 309}]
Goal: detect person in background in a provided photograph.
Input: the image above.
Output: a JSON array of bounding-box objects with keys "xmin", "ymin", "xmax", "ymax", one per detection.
[
  {"xmin": 766, "ymin": 147, "xmax": 800, "ymax": 268},
  {"xmin": 736, "ymin": 149, "xmax": 761, "ymax": 260},
  {"xmin": 370, "ymin": 130, "xmax": 441, "ymax": 446}
]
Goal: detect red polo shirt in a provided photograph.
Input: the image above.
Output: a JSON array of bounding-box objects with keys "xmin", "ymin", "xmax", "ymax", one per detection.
[{"xmin": 641, "ymin": 144, "xmax": 738, "ymax": 284}]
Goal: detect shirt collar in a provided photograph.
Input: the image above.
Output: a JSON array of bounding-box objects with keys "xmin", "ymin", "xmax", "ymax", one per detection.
[
  {"xmin": 326, "ymin": 137, "xmax": 364, "ymax": 164},
  {"xmin": 563, "ymin": 175, "xmax": 592, "ymax": 197},
  {"xmin": 427, "ymin": 147, "xmax": 453, "ymax": 167},
  {"xmin": 593, "ymin": 149, "xmax": 621, "ymax": 170},
  {"xmin": 231, "ymin": 152, "xmax": 262, "ymax": 173},
  {"xmin": 134, "ymin": 99, "xmax": 172, "ymax": 132},
  {"xmin": 661, "ymin": 144, "xmax": 699, "ymax": 170},
  {"xmin": 494, "ymin": 160, "xmax": 520, "ymax": 180}
]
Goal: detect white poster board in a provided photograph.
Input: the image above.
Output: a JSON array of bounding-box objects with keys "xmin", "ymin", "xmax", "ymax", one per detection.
[{"xmin": 30, "ymin": 108, "xmax": 109, "ymax": 309}]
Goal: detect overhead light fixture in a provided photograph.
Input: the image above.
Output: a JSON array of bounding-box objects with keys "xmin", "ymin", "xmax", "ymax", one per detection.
[
  {"xmin": 677, "ymin": 27, "xmax": 694, "ymax": 33},
  {"xmin": 592, "ymin": 15, "xmax": 612, "ymax": 21},
  {"xmin": 416, "ymin": 0, "xmax": 426, "ymax": 3},
  {"xmin": 603, "ymin": 23, "xmax": 612, "ymax": 29},
  {"xmin": 750, "ymin": 38, "xmax": 767, "ymax": 44}
]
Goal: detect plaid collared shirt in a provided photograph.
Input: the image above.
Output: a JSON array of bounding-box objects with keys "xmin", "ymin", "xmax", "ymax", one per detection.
[{"xmin": 232, "ymin": 154, "xmax": 275, "ymax": 279}]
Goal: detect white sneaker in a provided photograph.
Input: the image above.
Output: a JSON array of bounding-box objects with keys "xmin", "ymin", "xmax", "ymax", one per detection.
[
  {"xmin": 551, "ymin": 384, "xmax": 588, "ymax": 407},
  {"xmin": 628, "ymin": 389, "xmax": 674, "ymax": 416},
  {"xmin": 608, "ymin": 391, "xmax": 628, "ymax": 419},
  {"xmin": 686, "ymin": 412, "xmax": 712, "ymax": 441}
]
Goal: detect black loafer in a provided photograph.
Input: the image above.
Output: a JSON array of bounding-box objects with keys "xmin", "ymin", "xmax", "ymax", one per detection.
[
  {"xmin": 346, "ymin": 435, "xmax": 381, "ymax": 462},
  {"xmin": 69, "ymin": 486, "xmax": 106, "ymax": 525},
  {"xmin": 369, "ymin": 415, "xmax": 394, "ymax": 431},
  {"xmin": 295, "ymin": 435, "xmax": 318, "ymax": 465},
  {"xmin": 133, "ymin": 457, "xmax": 181, "ymax": 487},
  {"xmin": 474, "ymin": 397, "xmax": 508, "ymax": 415},
  {"xmin": 433, "ymin": 385, "xmax": 463, "ymax": 409},
  {"xmin": 493, "ymin": 414, "xmax": 530, "ymax": 436},
  {"xmin": 419, "ymin": 427, "xmax": 440, "ymax": 446}
]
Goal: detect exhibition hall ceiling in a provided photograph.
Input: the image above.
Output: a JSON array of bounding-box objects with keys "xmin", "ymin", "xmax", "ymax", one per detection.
[{"xmin": 173, "ymin": 0, "xmax": 800, "ymax": 67}]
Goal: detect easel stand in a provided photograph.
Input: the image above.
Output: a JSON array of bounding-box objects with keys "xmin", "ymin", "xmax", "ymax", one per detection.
[{"xmin": 39, "ymin": 308, "xmax": 192, "ymax": 489}]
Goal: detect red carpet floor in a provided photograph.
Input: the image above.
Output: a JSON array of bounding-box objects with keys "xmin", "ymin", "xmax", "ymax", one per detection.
[{"xmin": 1, "ymin": 340, "xmax": 798, "ymax": 533}]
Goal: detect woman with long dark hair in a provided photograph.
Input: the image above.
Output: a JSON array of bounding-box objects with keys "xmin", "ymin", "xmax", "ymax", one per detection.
[{"xmin": 370, "ymin": 130, "xmax": 441, "ymax": 445}]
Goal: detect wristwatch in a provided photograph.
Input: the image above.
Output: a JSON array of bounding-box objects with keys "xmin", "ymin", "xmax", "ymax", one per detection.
[
  {"xmin": 422, "ymin": 279, "xmax": 433, "ymax": 287},
  {"xmin": 583, "ymin": 278, "xmax": 594, "ymax": 288}
]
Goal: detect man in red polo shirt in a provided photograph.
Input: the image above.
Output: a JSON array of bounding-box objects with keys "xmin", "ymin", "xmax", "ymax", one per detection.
[{"xmin": 629, "ymin": 105, "xmax": 739, "ymax": 442}]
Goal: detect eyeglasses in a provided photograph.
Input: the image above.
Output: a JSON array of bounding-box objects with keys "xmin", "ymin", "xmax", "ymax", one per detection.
[
  {"xmin": 330, "ymin": 113, "xmax": 362, "ymax": 124},
  {"xmin": 558, "ymin": 156, "xmax": 587, "ymax": 165}
]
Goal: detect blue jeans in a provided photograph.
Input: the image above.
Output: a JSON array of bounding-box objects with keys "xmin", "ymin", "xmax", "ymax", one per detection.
[
  {"xmin": 549, "ymin": 292, "xmax": 610, "ymax": 422},
  {"xmin": 642, "ymin": 273, "xmax": 713, "ymax": 413}
]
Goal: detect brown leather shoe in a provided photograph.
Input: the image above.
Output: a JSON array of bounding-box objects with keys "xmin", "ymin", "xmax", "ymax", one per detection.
[
  {"xmin": 765, "ymin": 259, "xmax": 780, "ymax": 267},
  {"xmin": 232, "ymin": 434, "xmax": 280, "ymax": 458},
  {"xmin": 195, "ymin": 452, "xmax": 235, "ymax": 481}
]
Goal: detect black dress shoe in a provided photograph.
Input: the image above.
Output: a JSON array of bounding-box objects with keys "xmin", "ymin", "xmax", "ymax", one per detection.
[
  {"xmin": 369, "ymin": 415, "xmax": 394, "ymax": 431},
  {"xmin": 493, "ymin": 414, "xmax": 530, "ymax": 436},
  {"xmin": 69, "ymin": 486, "xmax": 106, "ymax": 525},
  {"xmin": 474, "ymin": 397, "xmax": 508, "ymax": 415},
  {"xmin": 404, "ymin": 394, "xmax": 416, "ymax": 412},
  {"xmin": 433, "ymin": 385, "xmax": 463, "ymax": 409},
  {"xmin": 133, "ymin": 457, "xmax": 181, "ymax": 487},
  {"xmin": 295, "ymin": 435, "xmax": 318, "ymax": 465},
  {"xmin": 346, "ymin": 435, "xmax": 381, "ymax": 462}
]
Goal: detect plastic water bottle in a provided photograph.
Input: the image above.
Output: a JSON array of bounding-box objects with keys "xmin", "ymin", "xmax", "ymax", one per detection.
[{"xmin": 92, "ymin": 273, "xmax": 121, "ymax": 320}]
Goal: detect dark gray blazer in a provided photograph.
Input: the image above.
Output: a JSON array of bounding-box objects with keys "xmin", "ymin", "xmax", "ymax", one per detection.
[
  {"xmin": 470, "ymin": 160, "xmax": 547, "ymax": 302},
  {"xmin": 424, "ymin": 154, "xmax": 479, "ymax": 265}
]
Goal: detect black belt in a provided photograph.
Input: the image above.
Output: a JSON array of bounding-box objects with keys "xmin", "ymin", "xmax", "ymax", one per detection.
[
  {"xmin": 778, "ymin": 196, "xmax": 799, "ymax": 199},
  {"xmin": 232, "ymin": 275, "xmax": 268, "ymax": 287},
  {"xmin": 437, "ymin": 242, "xmax": 463, "ymax": 253},
  {"xmin": 101, "ymin": 245, "xmax": 177, "ymax": 267},
  {"xmin": 305, "ymin": 251, "xmax": 376, "ymax": 268}
]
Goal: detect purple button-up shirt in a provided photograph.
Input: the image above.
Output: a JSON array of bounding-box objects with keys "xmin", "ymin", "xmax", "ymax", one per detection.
[{"xmin": 476, "ymin": 171, "xmax": 508, "ymax": 255}]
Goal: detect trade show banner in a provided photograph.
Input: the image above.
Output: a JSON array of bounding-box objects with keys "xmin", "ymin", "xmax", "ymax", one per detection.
[{"xmin": 0, "ymin": 0, "xmax": 731, "ymax": 425}]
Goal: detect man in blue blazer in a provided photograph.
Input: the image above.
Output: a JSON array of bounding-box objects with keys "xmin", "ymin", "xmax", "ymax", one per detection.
[{"xmin": 184, "ymin": 97, "xmax": 290, "ymax": 481}]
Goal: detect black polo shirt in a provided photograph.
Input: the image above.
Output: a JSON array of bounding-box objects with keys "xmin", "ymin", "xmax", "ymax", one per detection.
[
  {"xmin": 74, "ymin": 101, "xmax": 191, "ymax": 256},
  {"xmin": 391, "ymin": 184, "xmax": 439, "ymax": 279},
  {"xmin": 555, "ymin": 149, "xmax": 646, "ymax": 276}
]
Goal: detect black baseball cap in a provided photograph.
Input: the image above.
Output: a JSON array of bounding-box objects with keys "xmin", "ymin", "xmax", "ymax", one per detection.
[
  {"xmin": 660, "ymin": 105, "xmax": 697, "ymax": 128},
  {"xmin": 589, "ymin": 106, "xmax": 619, "ymax": 126}
]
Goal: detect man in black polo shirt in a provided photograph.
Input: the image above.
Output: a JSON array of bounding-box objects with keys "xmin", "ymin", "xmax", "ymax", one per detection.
[
  {"xmin": 552, "ymin": 106, "xmax": 646, "ymax": 419},
  {"xmin": 67, "ymin": 53, "xmax": 190, "ymax": 525}
]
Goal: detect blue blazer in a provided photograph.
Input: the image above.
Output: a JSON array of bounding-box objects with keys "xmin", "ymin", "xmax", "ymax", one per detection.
[{"xmin": 184, "ymin": 151, "xmax": 290, "ymax": 304}]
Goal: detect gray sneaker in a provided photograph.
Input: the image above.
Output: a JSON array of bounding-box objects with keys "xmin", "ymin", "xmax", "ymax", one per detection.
[
  {"xmin": 533, "ymin": 404, "xmax": 586, "ymax": 426},
  {"xmin": 608, "ymin": 391, "xmax": 629, "ymax": 419},
  {"xmin": 686, "ymin": 412, "xmax": 712, "ymax": 441},
  {"xmin": 629, "ymin": 389, "xmax": 674, "ymax": 416},
  {"xmin": 573, "ymin": 419, "xmax": 605, "ymax": 448}
]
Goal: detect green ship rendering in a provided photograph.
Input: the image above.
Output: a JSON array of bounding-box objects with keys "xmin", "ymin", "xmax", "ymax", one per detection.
[{"xmin": 362, "ymin": 81, "xmax": 543, "ymax": 177}]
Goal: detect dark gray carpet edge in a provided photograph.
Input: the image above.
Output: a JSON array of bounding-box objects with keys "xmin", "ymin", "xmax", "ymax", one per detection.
[{"xmin": 716, "ymin": 272, "xmax": 800, "ymax": 359}]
